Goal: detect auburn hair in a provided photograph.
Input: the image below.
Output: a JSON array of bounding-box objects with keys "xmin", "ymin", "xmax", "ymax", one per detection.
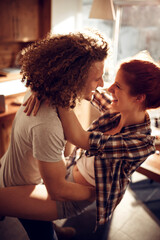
[{"xmin": 120, "ymin": 59, "xmax": 160, "ymax": 109}]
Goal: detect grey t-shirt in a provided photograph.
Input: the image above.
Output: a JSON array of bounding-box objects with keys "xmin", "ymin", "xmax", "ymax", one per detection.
[{"xmin": 0, "ymin": 91, "xmax": 65, "ymax": 187}]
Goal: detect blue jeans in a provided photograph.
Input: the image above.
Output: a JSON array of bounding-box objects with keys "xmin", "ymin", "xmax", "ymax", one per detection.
[{"xmin": 19, "ymin": 218, "xmax": 58, "ymax": 240}]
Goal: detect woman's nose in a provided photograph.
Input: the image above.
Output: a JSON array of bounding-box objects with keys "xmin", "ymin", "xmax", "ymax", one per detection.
[{"xmin": 108, "ymin": 84, "xmax": 114, "ymax": 93}]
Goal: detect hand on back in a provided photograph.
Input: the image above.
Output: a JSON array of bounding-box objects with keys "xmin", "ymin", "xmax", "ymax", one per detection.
[{"xmin": 23, "ymin": 93, "xmax": 41, "ymax": 116}]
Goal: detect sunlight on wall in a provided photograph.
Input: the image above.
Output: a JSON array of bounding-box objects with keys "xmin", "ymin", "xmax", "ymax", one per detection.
[
  {"xmin": 53, "ymin": 16, "xmax": 77, "ymax": 34},
  {"xmin": 0, "ymin": 79, "xmax": 27, "ymax": 96},
  {"xmin": 51, "ymin": 0, "xmax": 82, "ymax": 34}
]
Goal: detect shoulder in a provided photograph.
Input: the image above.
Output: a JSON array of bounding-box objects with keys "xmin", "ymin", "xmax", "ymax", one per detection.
[
  {"xmin": 15, "ymin": 101, "xmax": 64, "ymax": 142},
  {"xmin": 31, "ymin": 105, "xmax": 64, "ymax": 139}
]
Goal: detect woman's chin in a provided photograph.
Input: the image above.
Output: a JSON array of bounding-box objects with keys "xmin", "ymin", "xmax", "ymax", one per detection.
[{"xmin": 110, "ymin": 103, "xmax": 119, "ymax": 112}]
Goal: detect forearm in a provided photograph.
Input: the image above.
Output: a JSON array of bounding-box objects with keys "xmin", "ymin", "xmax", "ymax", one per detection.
[
  {"xmin": 39, "ymin": 160, "xmax": 95, "ymax": 203},
  {"xmin": 50, "ymin": 180, "xmax": 95, "ymax": 202},
  {"xmin": 58, "ymin": 107, "xmax": 90, "ymax": 150}
]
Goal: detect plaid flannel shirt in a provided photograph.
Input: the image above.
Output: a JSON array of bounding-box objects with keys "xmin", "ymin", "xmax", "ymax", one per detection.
[{"xmin": 87, "ymin": 89, "xmax": 156, "ymax": 226}]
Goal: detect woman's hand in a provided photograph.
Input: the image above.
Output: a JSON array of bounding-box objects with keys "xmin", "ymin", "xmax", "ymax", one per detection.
[{"xmin": 23, "ymin": 93, "xmax": 41, "ymax": 116}]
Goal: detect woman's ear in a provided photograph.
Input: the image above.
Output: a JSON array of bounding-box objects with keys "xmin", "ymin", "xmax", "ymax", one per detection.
[{"xmin": 136, "ymin": 94, "xmax": 146, "ymax": 103}]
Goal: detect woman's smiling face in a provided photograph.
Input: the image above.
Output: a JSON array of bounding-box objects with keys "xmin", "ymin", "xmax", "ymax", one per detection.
[{"xmin": 107, "ymin": 68, "xmax": 138, "ymax": 114}]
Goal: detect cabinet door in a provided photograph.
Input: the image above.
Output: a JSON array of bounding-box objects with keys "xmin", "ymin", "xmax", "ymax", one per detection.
[
  {"xmin": 0, "ymin": 0, "xmax": 13, "ymax": 41},
  {"xmin": 0, "ymin": 0, "xmax": 39, "ymax": 42}
]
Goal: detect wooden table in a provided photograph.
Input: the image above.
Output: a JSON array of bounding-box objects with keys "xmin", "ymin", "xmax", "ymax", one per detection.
[{"xmin": 137, "ymin": 152, "xmax": 160, "ymax": 182}]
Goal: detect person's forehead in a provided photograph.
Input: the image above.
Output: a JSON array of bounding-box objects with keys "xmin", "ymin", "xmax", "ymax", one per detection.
[
  {"xmin": 88, "ymin": 61, "xmax": 104, "ymax": 74},
  {"xmin": 116, "ymin": 69, "xmax": 131, "ymax": 90},
  {"xmin": 91, "ymin": 60, "xmax": 104, "ymax": 68}
]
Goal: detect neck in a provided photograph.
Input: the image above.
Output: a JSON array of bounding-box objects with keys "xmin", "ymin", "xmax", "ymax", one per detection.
[{"xmin": 118, "ymin": 110, "xmax": 146, "ymax": 131}]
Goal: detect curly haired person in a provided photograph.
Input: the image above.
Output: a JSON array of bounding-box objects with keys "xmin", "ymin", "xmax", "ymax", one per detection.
[{"xmin": 0, "ymin": 30, "xmax": 108, "ymax": 240}]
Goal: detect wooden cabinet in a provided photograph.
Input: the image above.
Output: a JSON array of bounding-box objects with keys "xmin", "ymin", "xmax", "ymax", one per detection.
[
  {"xmin": 0, "ymin": 0, "xmax": 51, "ymax": 42},
  {"xmin": 0, "ymin": 0, "xmax": 51, "ymax": 68}
]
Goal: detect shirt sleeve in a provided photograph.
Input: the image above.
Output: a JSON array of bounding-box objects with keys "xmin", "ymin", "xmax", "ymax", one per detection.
[
  {"xmin": 91, "ymin": 89, "xmax": 111, "ymax": 112},
  {"xmin": 31, "ymin": 122, "xmax": 65, "ymax": 162},
  {"xmin": 86, "ymin": 131, "xmax": 155, "ymax": 161},
  {"xmin": 91, "ymin": 89, "xmax": 112, "ymax": 113},
  {"xmin": 88, "ymin": 111, "xmax": 120, "ymax": 133}
]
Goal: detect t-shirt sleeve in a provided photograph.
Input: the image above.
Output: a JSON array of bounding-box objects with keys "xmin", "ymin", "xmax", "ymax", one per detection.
[{"xmin": 31, "ymin": 121, "xmax": 65, "ymax": 162}]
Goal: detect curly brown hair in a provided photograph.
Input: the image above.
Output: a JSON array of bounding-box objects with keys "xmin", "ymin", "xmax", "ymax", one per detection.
[{"xmin": 21, "ymin": 30, "xmax": 108, "ymax": 108}]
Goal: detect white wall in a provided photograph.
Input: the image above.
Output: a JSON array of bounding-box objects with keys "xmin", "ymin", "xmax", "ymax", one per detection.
[{"xmin": 51, "ymin": 0, "xmax": 82, "ymax": 34}]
